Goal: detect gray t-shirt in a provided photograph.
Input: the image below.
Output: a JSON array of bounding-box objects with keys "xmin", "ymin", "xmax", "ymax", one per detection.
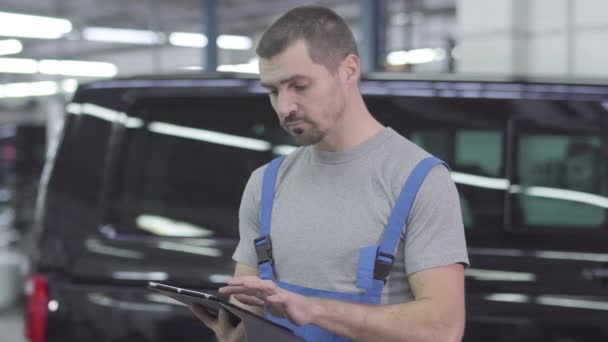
[{"xmin": 233, "ymin": 127, "xmax": 469, "ymax": 304}]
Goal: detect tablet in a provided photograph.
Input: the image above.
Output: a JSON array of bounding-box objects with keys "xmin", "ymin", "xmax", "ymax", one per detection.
[
  {"xmin": 147, "ymin": 282, "xmax": 303, "ymax": 342},
  {"xmin": 148, "ymin": 282, "xmax": 240, "ymax": 325}
]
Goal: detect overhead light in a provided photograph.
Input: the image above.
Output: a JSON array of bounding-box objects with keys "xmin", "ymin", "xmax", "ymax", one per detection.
[
  {"xmin": 177, "ymin": 66, "xmax": 204, "ymax": 71},
  {"xmin": 0, "ymin": 39, "xmax": 23, "ymax": 56},
  {"xmin": 0, "ymin": 81, "xmax": 58, "ymax": 98},
  {"xmin": 386, "ymin": 48, "xmax": 446, "ymax": 65},
  {"xmin": 169, "ymin": 32, "xmax": 252, "ymax": 50},
  {"xmin": 39, "ymin": 59, "xmax": 118, "ymax": 77},
  {"xmin": 0, "ymin": 57, "xmax": 38, "ymax": 74},
  {"xmin": 217, "ymin": 58, "xmax": 259, "ymax": 74},
  {"xmin": 61, "ymin": 79, "xmax": 78, "ymax": 93},
  {"xmin": 0, "ymin": 79, "xmax": 78, "ymax": 99},
  {"xmin": 217, "ymin": 35, "xmax": 252, "ymax": 50},
  {"xmin": 170, "ymin": 32, "xmax": 208, "ymax": 48},
  {"xmin": 148, "ymin": 122, "xmax": 271, "ymax": 151},
  {"xmin": 0, "ymin": 57, "xmax": 117, "ymax": 77},
  {"xmin": 0, "ymin": 12, "xmax": 72, "ymax": 39},
  {"xmin": 82, "ymin": 27, "xmax": 164, "ymax": 45}
]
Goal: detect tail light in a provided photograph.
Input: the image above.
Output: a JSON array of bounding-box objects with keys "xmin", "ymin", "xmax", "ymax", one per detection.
[{"xmin": 25, "ymin": 275, "xmax": 48, "ymax": 342}]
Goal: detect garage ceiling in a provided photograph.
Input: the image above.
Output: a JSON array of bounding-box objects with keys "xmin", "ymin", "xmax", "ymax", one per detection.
[{"xmin": 0, "ymin": 0, "xmax": 456, "ymax": 82}]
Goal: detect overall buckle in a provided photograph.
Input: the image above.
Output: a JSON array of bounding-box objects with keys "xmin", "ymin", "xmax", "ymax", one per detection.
[
  {"xmin": 374, "ymin": 251, "xmax": 394, "ymax": 281},
  {"xmin": 254, "ymin": 235, "xmax": 274, "ymax": 265}
]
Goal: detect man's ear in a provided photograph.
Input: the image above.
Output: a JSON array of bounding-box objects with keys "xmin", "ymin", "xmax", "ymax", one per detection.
[{"xmin": 341, "ymin": 54, "xmax": 360, "ymax": 85}]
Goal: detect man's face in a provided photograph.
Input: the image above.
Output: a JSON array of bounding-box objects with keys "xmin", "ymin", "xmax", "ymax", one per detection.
[{"xmin": 259, "ymin": 40, "xmax": 346, "ymax": 146}]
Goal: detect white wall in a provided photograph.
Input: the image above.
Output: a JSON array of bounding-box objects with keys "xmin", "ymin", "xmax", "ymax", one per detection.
[{"xmin": 456, "ymin": 0, "xmax": 608, "ymax": 78}]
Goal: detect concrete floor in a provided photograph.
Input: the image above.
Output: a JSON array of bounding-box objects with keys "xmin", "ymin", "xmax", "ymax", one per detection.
[{"xmin": 0, "ymin": 304, "xmax": 26, "ymax": 342}]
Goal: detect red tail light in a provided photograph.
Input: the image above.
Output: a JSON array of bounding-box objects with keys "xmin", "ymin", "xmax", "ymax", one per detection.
[{"xmin": 25, "ymin": 275, "xmax": 48, "ymax": 342}]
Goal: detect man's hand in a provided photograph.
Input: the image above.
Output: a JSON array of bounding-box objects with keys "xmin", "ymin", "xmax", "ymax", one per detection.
[
  {"xmin": 190, "ymin": 304, "xmax": 245, "ymax": 342},
  {"xmin": 219, "ymin": 276, "xmax": 319, "ymax": 326}
]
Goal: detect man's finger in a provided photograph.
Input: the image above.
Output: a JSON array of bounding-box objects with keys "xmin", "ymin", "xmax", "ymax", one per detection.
[
  {"xmin": 217, "ymin": 308, "xmax": 232, "ymax": 332},
  {"xmin": 242, "ymin": 278, "xmax": 278, "ymax": 294},
  {"xmin": 233, "ymin": 294, "xmax": 265, "ymax": 307},
  {"xmin": 226, "ymin": 276, "xmax": 260, "ymax": 286},
  {"xmin": 220, "ymin": 285, "xmax": 263, "ymax": 297}
]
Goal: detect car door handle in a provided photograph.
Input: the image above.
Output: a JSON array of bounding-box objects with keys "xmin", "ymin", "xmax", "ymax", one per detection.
[{"xmin": 582, "ymin": 267, "xmax": 608, "ymax": 281}]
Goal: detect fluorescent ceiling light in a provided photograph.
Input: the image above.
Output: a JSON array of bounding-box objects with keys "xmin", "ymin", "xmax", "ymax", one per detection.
[
  {"xmin": 83, "ymin": 27, "xmax": 164, "ymax": 45},
  {"xmin": 170, "ymin": 32, "xmax": 208, "ymax": 47},
  {"xmin": 61, "ymin": 79, "xmax": 78, "ymax": 93},
  {"xmin": 0, "ymin": 39, "xmax": 23, "ymax": 56},
  {"xmin": 149, "ymin": 122, "xmax": 271, "ymax": 151},
  {"xmin": 177, "ymin": 66, "xmax": 204, "ymax": 71},
  {"xmin": 0, "ymin": 57, "xmax": 38, "ymax": 74},
  {"xmin": 169, "ymin": 32, "xmax": 251, "ymax": 50},
  {"xmin": 386, "ymin": 48, "xmax": 446, "ymax": 65},
  {"xmin": 0, "ymin": 12, "xmax": 72, "ymax": 39},
  {"xmin": 39, "ymin": 59, "xmax": 118, "ymax": 77},
  {"xmin": 0, "ymin": 81, "xmax": 58, "ymax": 98},
  {"xmin": 0, "ymin": 57, "xmax": 118, "ymax": 77},
  {"xmin": 217, "ymin": 58, "xmax": 259, "ymax": 74},
  {"xmin": 0, "ymin": 79, "xmax": 78, "ymax": 99},
  {"xmin": 217, "ymin": 35, "xmax": 252, "ymax": 50}
]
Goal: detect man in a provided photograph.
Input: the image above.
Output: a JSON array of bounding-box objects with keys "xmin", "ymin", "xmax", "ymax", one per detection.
[{"xmin": 192, "ymin": 5, "xmax": 468, "ymax": 342}]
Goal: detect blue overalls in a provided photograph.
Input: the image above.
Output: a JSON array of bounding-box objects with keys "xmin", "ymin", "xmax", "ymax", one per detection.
[{"xmin": 254, "ymin": 156, "xmax": 446, "ymax": 342}]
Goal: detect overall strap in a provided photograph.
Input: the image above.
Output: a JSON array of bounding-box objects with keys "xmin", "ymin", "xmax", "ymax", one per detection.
[
  {"xmin": 256, "ymin": 156, "xmax": 286, "ymax": 280},
  {"xmin": 374, "ymin": 157, "xmax": 448, "ymax": 281}
]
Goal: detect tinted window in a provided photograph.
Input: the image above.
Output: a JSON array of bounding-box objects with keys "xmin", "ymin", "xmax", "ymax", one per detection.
[
  {"xmin": 106, "ymin": 96, "xmax": 289, "ymax": 238},
  {"xmin": 367, "ymin": 97, "xmax": 509, "ymax": 230},
  {"xmin": 512, "ymin": 101, "xmax": 608, "ymax": 229}
]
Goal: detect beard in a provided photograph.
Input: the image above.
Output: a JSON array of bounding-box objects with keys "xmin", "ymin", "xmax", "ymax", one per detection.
[
  {"xmin": 280, "ymin": 88, "xmax": 346, "ymax": 146},
  {"xmin": 281, "ymin": 114, "xmax": 326, "ymax": 146}
]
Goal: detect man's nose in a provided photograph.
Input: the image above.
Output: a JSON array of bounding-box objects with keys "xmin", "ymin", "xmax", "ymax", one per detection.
[{"xmin": 276, "ymin": 91, "xmax": 297, "ymax": 119}]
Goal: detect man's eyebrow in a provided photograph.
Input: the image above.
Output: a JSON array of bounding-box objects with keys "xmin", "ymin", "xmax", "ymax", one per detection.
[{"xmin": 261, "ymin": 75, "xmax": 311, "ymax": 89}]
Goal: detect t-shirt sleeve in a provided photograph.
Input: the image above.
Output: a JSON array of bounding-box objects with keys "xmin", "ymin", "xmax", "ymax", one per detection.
[
  {"xmin": 232, "ymin": 167, "xmax": 265, "ymax": 267},
  {"xmin": 403, "ymin": 164, "xmax": 470, "ymax": 275}
]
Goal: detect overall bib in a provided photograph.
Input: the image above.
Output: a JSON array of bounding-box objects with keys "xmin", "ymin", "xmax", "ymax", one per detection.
[{"xmin": 255, "ymin": 156, "xmax": 446, "ymax": 342}]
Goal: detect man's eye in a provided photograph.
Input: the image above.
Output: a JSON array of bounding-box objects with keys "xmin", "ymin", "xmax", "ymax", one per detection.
[
  {"xmin": 268, "ymin": 89, "xmax": 278, "ymax": 96},
  {"xmin": 293, "ymin": 84, "xmax": 308, "ymax": 91}
]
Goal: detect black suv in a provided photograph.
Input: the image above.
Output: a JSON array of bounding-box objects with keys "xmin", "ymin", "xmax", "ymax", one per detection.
[{"xmin": 26, "ymin": 73, "xmax": 608, "ymax": 342}]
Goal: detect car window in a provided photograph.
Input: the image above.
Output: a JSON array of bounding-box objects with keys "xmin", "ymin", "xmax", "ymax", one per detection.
[
  {"xmin": 410, "ymin": 129, "xmax": 504, "ymax": 229},
  {"xmin": 514, "ymin": 132, "xmax": 607, "ymax": 229},
  {"xmin": 367, "ymin": 96, "xmax": 509, "ymax": 231},
  {"xmin": 105, "ymin": 96, "xmax": 288, "ymax": 238},
  {"xmin": 511, "ymin": 100, "xmax": 608, "ymax": 230}
]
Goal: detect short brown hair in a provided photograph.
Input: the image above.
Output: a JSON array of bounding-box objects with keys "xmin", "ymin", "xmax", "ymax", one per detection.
[{"xmin": 256, "ymin": 5, "xmax": 359, "ymax": 72}]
